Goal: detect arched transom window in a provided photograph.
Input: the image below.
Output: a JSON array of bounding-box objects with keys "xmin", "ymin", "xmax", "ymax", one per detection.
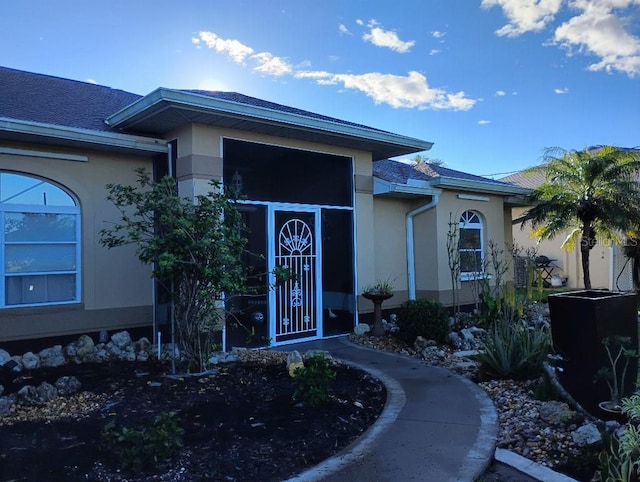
[
  {"xmin": 0, "ymin": 172, "xmax": 80, "ymax": 307},
  {"xmin": 459, "ymin": 210, "xmax": 483, "ymax": 279}
]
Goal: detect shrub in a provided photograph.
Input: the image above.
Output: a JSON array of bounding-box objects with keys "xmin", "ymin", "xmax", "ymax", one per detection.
[
  {"xmin": 293, "ymin": 354, "xmax": 336, "ymax": 407},
  {"xmin": 396, "ymin": 299, "xmax": 450, "ymax": 344},
  {"xmin": 102, "ymin": 411, "xmax": 184, "ymax": 472},
  {"xmin": 476, "ymin": 320, "xmax": 551, "ymax": 380}
]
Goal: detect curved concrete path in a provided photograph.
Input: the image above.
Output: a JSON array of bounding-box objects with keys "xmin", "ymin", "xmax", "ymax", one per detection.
[{"xmin": 280, "ymin": 336, "xmax": 498, "ymax": 482}]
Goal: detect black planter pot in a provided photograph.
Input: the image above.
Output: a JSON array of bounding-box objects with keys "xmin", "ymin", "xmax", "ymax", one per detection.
[{"xmin": 548, "ymin": 290, "xmax": 638, "ymax": 417}]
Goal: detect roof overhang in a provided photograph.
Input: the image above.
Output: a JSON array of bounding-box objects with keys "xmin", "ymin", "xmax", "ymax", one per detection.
[
  {"xmin": 374, "ymin": 177, "xmax": 442, "ymax": 198},
  {"xmin": 0, "ymin": 117, "xmax": 168, "ymax": 155},
  {"xmin": 429, "ymin": 175, "xmax": 531, "ymax": 196},
  {"xmin": 374, "ymin": 174, "xmax": 532, "ymax": 199},
  {"xmin": 106, "ymin": 88, "xmax": 432, "ymax": 160}
]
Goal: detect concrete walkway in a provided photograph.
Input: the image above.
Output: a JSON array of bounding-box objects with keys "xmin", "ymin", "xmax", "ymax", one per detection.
[{"xmin": 279, "ymin": 336, "xmax": 499, "ymax": 482}]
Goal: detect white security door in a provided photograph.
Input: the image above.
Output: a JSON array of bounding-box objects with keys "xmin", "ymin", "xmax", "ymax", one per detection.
[{"xmin": 271, "ymin": 209, "xmax": 321, "ymax": 344}]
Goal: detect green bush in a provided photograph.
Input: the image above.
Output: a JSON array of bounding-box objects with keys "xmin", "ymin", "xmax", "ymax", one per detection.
[
  {"xmin": 396, "ymin": 298, "xmax": 450, "ymax": 344},
  {"xmin": 102, "ymin": 411, "xmax": 184, "ymax": 472},
  {"xmin": 476, "ymin": 320, "xmax": 551, "ymax": 380},
  {"xmin": 293, "ymin": 354, "xmax": 336, "ymax": 407}
]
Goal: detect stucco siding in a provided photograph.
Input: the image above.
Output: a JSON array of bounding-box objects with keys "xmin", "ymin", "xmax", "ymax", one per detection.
[{"xmin": 0, "ymin": 142, "xmax": 155, "ymax": 340}]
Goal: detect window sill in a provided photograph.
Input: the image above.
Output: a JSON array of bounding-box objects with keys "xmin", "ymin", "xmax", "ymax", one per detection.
[{"xmin": 460, "ymin": 273, "xmax": 491, "ymax": 282}]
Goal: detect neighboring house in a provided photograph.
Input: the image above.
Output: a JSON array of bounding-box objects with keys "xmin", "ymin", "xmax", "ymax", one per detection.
[
  {"xmin": 0, "ymin": 66, "xmax": 527, "ymax": 349},
  {"xmin": 502, "ymin": 170, "xmax": 633, "ymax": 291}
]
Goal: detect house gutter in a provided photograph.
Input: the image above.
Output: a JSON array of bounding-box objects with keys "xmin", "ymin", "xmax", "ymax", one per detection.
[
  {"xmin": 0, "ymin": 117, "xmax": 167, "ymax": 153},
  {"xmin": 429, "ymin": 175, "xmax": 531, "ymax": 196},
  {"xmin": 406, "ymin": 194, "xmax": 440, "ymax": 300}
]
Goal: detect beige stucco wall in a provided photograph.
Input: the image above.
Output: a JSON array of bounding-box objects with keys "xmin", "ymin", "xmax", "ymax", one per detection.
[
  {"xmin": 0, "ymin": 142, "xmax": 155, "ymax": 340},
  {"xmin": 511, "ymin": 206, "xmax": 611, "ymax": 289},
  {"xmin": 365, "ymin": 189, "xmax": 515, "ymax": 310},
  {"xmin": 370, "ymin": 197, "xmax": 411, "ymax": 309},
  {"xmin": 417, "ymin": 191, "xmax": 511, "ymax": 306}
]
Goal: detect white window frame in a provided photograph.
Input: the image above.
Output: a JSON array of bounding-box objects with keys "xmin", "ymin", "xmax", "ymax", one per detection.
[
  {"xmin": 459, "ymin": 210, "xmax": 484, "ymax": 281},
  {"xmin": 0, "ymin": 173, "xmax": 81, "ymax": 308}
]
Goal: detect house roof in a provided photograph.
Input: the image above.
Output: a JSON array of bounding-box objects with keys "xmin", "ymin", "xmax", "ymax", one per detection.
[
  {"xmin": 0, "ymin": 66, "xmax": 433, "ymax": 159},
  {"xmin": 501, "ymin": 146, "xmax": 640, "ymax": 189},
  {"xmin": 0, "ymin": 66, "xmax": 166, "ymax": 153},
  {"xmin": 373, "ymin": 159, "xmax": 530, "ymax": 197},
  {"xmin": 105, "ymin": 87, "xmax": 433, "ymax": 160},
  {"xmin": 499, "ymin": 170, "xmax": 546, "ymax": 189}
]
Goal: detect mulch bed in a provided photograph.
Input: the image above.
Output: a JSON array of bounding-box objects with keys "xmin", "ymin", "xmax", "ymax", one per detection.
[{"xmin": 0, "ymin": 356, "xmax": 386, "ymax": 481}]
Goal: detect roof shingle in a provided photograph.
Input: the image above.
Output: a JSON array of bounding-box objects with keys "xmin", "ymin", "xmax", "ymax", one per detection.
[{"xmin": 0, "ymin": 66, "xmax": 141, "ymax": 132}]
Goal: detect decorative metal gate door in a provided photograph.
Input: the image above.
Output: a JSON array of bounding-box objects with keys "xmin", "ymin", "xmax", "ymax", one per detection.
[{"xmin": 274, "ymin": 211, "xmax": 318, "ymax": 342}]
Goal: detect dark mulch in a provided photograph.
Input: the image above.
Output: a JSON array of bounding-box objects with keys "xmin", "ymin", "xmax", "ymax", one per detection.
[{"xmin": 0, "ymin": 358, "xmax": 386, "ymax": 481}]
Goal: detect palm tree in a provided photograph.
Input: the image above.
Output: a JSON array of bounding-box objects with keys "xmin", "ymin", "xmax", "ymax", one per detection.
[{"xmin": 521, "ymin": 145, "xmax": 640, "ymax": 289}]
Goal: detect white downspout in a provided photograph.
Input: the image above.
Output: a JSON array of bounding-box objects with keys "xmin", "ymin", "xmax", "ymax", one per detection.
[{"xmin": 406, "ymin": 195, "xmax": 439, "ymax": 300}]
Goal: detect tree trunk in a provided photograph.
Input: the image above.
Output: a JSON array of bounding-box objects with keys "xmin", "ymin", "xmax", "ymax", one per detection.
[{"xmin": 581, "ymin": 223, "xmax": 592, "ymax": 289}]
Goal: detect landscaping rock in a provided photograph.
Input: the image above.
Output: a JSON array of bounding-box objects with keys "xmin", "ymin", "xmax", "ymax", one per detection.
[
  {"xmin": 21, "ymin": 352, "xmax": 40, "ymax": 370},
  {"xmin": 354, "ymin": 323, "xmax": 371, "ymax": 335},
  {"xmin": 110, "ymin": 331, "xmax": 132, "ymax": 349},
  {"xmin": 448, "ymin": 331, "xmax": 463, "ymax": 349},
  {"xmin": 39, "ymin": 345, "xmax": 66, "ymax": 368},
  {"xmin": 0, "ymin": 396, "xmax": 14, "ymax": 415},
  {"xmin": 572, "ymin": 423, "xmax": 602, "ymax": 446},
  {"xmin": 55, "ymin": 376, "xmax": 81, "ymax": 396},
  {"xmin": 0, "ymin": 348, "xmax": 10, "ymax": 366},
  {"xmin": 18, "ymin": 382, "xmax": 58, "ymax": 406},
  {"xmin": 0, "ymin": 384, "xmax": 3, "ymax": 396},
  {"xmin": 539, "ymin": 400, "xmax": 582, "ymax": 425},
  {"xmin": 287, "ymin": 350, "xmax": 304, "ymax": 377},
  {"xmin": 76, "ymin": 335, "xmax": 96, "ymax": 359},
  {"xmin": 414, "ymin": 336, "xmax": 436, "ymax": 350},
  {"xmin": 64, "ymin": 341, "xmax": 79, "ymax": 358}
]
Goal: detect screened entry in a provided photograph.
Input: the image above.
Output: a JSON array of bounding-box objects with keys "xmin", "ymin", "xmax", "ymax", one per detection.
[{"xmin": 223, "ymin": 139, "xmax": 355, "ymax": 348}]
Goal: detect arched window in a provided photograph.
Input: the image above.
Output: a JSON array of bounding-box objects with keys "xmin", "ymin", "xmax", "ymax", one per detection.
[
  {"xmin": 0, "ymin": 172, "xmax": 80, "ymax": 307},
  {"xmin": 459, "ymin": 210, "xmax": 483, "ymax": 279}
]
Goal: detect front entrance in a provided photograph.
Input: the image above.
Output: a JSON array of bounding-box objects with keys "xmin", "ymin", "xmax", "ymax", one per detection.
[
  {"xmin": 222, "ymin": 138, "xmax": 356, "ymax": 350},
  {"xmin": 271, "ymin": 208, "xmax": 321, "ymax": 344}
]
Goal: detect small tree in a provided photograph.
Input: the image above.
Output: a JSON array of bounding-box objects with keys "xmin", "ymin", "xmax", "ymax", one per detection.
[
  {"xmin": 446, "ymin": 212, "xmax": 461, "ymax": 313},
  {"xmin": 100, "ymin": 168, "xmax": 247, "ymax": 371}
]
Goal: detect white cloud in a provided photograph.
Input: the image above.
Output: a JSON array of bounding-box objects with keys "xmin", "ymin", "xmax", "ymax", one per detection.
[
  {"xmin": 251, "ymin": 52, "xmax": 293, "ymax": 76},
  {"xmin": 432, "ymin": 31, "xmax": 446, "ymax": 39},
  {"xmin": 361, "ymin": 20, "xmax": 415, "ymax": 53},
  {"xmin": 356, "ymin": 19, "xmax": 364, "ymax": 26},
  {"xmin": 195, "ymin": 31, "xmax": 292, "ymax": 76},
  {"xmin": 483, "ymin": 0, "xmax": 640, "ymax": 77},
  {"xmin": 481, "ymin": 0, "xmax": 564, "ymax": 37},
  {"xmin": 553, "ymin": 0, "xmax": 640, "ymax": 76},
  {"xmin": 196, "ymin": 31, "xmax": 254, "ymax": 64},
  {"xmin": 478, "ymin": 119, "xmax": 491, "ymax": 124},
  {"xmin": 194, "ymin": 31, "xmax": 475, "ymax": 111},
  {"xmin": 328, "ymin": 55, "xmax": 339, "ymax": 62},
  {"xmin": 86, "ymin": 78, "xmax": 98, "ymax": 84},
  {"xmin": 295, "ymin": 60, "xmax": 312, "ymax": 69},
  {"xmin": 554, "ymin": 87, "xmax": 569, "ymax": 93},
  {"xmin": 296, "ymin": 70, "xmax": 477, "ymax": 110},
  {"xmin": 495, "ymin": 90, "xmax": 506, "ymax": 96},
  {"xmin": 429, "ymin": 49, "xmax": 441, "ymax": 55},
  {"xmin": 339, "ymin": 24, "xmax": 351, "ymax": 35}
]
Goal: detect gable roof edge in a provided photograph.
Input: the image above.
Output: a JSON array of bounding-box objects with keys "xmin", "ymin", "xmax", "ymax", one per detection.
[
  {"xmin": 430, "ymin": 175, "xmax": 531, "ymax": 196},
  {"xmin": 106, "ymin": 88, "xmax": 433, "ymax": 154},
  {"xmin": 0, "ymin": 117, "xmax": 168, "ymax": 153}
]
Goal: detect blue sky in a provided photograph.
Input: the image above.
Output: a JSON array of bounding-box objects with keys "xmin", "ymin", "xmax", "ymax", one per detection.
[{"xmin": 1, "ymin": 0, "xmax": 639, "ymax": 177}]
